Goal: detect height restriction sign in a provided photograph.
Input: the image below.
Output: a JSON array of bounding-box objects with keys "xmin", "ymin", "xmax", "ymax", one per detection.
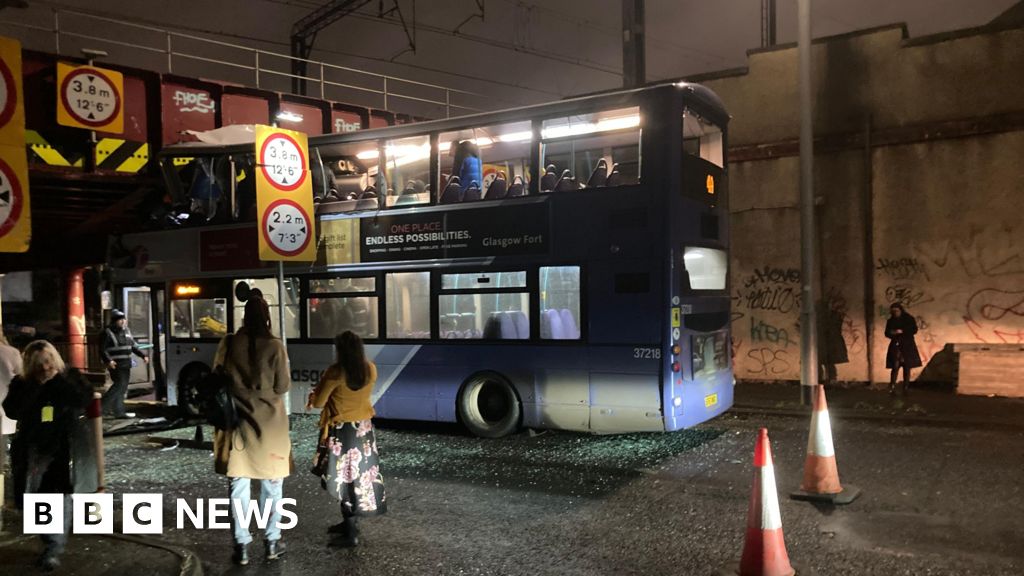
[
  {"xmin": 0, "ymin": 36, "xmax": 25, "ymax": 146},
  {"xmin": 255, "ymin": 125, "xmax": 316, "ymax": 261},
  {"xmin": 0, "ymin": 148, "xmax": 31, "ymax": 252},
  {"xmin": 56, "ymin": 61, "xmax": 124, "ymax": 133}
]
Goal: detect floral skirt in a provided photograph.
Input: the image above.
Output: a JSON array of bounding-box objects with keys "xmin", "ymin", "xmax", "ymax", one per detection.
[{"xmin": 322, "ymin": 420, "xmax": 387, "ymax": 516}]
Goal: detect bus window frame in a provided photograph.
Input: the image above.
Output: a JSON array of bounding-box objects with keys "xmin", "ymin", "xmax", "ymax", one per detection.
[
  {"xmin": 304, "ymin": 272, "xmax": 384, "ymax": 342},
  {"xmin": 167, "ymin": 278, "xmax": 233, "ymax": 343}
]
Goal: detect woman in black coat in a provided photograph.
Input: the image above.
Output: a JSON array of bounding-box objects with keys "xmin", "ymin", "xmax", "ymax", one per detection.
[
  {"xmin": 884, "ymin": 303, "xmax": 922, "ymax": 395},
  {"xmin": 2, "ymin": 340, "xmax": 91, "ymax": 571}
]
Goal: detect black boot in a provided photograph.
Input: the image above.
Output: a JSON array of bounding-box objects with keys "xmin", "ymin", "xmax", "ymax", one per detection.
[
  {"xmin": 265, "ymin": 539, "xmax": 286, "ymax": 560},
  {"xmin": 232, "ymin": 543, "xmax": 249, "ymax": 566},
  {"xmin": 888, "ymin": 382, "xmax": 896, "ymax": 396},
  {"xmin": 331, "ymin": 517, "xmax": 359, "ymax": 547}
]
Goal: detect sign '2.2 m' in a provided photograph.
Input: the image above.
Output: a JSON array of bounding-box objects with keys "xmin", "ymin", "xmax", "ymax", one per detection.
[{"xmin": 255, "ymin": 125, "xmax": 316, "ymax": 262}]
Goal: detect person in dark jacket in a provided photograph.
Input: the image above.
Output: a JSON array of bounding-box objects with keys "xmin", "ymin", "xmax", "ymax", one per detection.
[
  {"xmin": 884, "ymin": 303, "xmax": 922, "ymax": 395},
  {"xmin": 2, "ymin": 340, "xmax": 91, "ymax": 571},
  {"xmin": 100, "ymin": 309, "xmax": 148, "ymax": 418}
]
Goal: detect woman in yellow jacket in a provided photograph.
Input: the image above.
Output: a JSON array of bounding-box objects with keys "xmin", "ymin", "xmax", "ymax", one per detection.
[{"xmin": 307, "ymin": 331, "xmax": 387, "ymax": 547}]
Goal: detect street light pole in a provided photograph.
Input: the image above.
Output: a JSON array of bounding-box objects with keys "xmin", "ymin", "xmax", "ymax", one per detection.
[{"xmin": 798, "ymin": 0, "xmax": 819, "ymax": 405}]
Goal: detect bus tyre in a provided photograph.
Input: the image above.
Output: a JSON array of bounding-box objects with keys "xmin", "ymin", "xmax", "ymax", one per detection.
[
  {"xmin": 177, "ymin": 362, "xmax": 210, "ymax": 418},
  {"xmin": 458, "ymin": 372, "xmax": 521, "ymax": 438}
]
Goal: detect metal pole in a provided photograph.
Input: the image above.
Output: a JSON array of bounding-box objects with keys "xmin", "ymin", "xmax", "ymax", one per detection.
[
  {"xmin": 798, "ymin": 0, "xmax": 818, "ymax": 405},
  {"xmin": 320, "ymin": 64, "xmax": 326, "ymax": 100},
  {"xmin": 622, "ymin": 0, "xmax": 646, "ymax": 88},
  {"xmin": 166, "ymin": 32, "xmax": 173, "ymax": 73},
  {"xmin": 54, "ymin": 9, "xmax": 60, "ymax": 54},
  {"xmin": 255, "ymin": 51, "xmax": 261, "ymax": 88},
  {"xmin": 762, "ymin": 0, "xmax": 777, "ymax": 47},
  {"xmin": 277, "ymin": 261, "xmax": 290, "ymax": 414},
  {"xmin": 383, "ymin": 77, "xmax": 389, "ymax": 111}
]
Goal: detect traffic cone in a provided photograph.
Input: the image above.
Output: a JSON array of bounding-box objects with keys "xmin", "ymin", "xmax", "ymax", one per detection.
[
  {"xmin": 718, "ymin": 428, "xmax": 796, "ymax": 576},
  {"xmin": 790, "ymin": 385, "xmax": 860, "ymax": 504}
]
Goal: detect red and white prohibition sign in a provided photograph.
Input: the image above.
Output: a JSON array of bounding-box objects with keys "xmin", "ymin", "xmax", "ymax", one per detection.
[
  {"xmin": 261, "ymin": 198, "xmax": 312, "ymax": 257},
  {"xmin": 0, "ymin": 158, "xmax": 24, "ymax": 238},
  {"xmin": 259, "ymin": 132, "xmax": 308, "ymax": 191},
  {"xmin": 0, "ymin": 57, "xmax": 15, "ymax": 129},
  {"xmin": 59, "ymin": 67, "xmax": 121, "ymax": 128}
]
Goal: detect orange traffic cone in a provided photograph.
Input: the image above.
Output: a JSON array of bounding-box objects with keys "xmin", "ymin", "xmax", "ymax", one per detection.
[
  {"xmin": 718, "ymin": 428, "xmax": 796, "ymax": 576},
  {"xmin": 791, "ymin": 385, "xmax": 860, "ymax": 504}
]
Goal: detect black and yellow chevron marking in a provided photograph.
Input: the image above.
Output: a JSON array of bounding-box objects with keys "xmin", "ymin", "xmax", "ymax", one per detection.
[
  {"xmin": 26, "ymin": 130, "xmax": 84, "ymax": 168},
  {"xmin": 95, "ymin": 138, "xmax": 150, "ymax": 173}
]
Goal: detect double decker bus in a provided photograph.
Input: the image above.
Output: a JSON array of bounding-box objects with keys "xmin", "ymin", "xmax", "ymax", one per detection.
[{"xmin": 113, "ymin": 82, "xmax": 732, "ymax": 436}]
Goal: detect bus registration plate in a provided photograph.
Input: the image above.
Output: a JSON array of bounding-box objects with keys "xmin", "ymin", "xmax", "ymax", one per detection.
[{"xmin": 704, "ymin": 393, "xmax": 718, "ymax": 408}]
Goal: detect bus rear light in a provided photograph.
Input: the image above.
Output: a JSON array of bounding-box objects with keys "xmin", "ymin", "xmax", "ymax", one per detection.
[
  {"xmin": 671, "ymin": 362, "xmax": 680, "ymax": 373},
  {"xmin": 673, "ymin": 396, "xmax": 682, "ymax": 407},
  {"xmin": 672, "ymin": 344, "xmax": 682, "ymax": 355}
]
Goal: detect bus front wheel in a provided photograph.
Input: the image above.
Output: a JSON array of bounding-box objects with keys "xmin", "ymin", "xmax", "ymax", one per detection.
[
  {"xmin": 176, "ymin": 362, "xmax": 210, "ymax": 418},
  {"xmin": 458, "ymin": 372, "xmax": 521, "ymax": 438}
]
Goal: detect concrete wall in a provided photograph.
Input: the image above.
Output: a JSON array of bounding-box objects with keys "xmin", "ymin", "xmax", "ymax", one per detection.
[{"xmin": 700, "ymin": 25, "xmax": 1024, "ymax": 383}]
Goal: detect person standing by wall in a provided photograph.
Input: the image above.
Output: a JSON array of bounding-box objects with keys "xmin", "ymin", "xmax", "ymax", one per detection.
[
  {"xmin": 307, "ymin": 331, "xmax": 387, "ymax": 548},
  {"xmin": 0, "ymin": 330, "xmax": 23, "ymax": 437},
  {"xmin": 884, "ymin": 303, "xmax": 922, "ymax": 395},
  {"xmin": 2, "ymin": 341, "xmax": 91, "ymax": 571},
  {"xmin": 214, "ymin": 296, "xmax": 292, "ymax": 565},
  {"xmin": 100, "ymin": 309, "xmax": 148, "ymax": 418}
]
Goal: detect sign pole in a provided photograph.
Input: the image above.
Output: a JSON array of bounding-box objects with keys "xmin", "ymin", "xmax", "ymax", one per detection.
[
  {"xmin": 798, "ymin": 0, "xmax": 819, "ymax": 405},
  {"xmin": 277, "ymin": 260, "xmax": 290, "ymax": 415}
]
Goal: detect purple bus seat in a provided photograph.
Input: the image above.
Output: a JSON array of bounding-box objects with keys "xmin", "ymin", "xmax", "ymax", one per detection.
[
  {"xmin": 463, "ymin": 181, "xmax": 482, "ymax": 202},
  {"xmin": 585, "ymin": 158, "xmax": 609, "ymax": 188},
  {"xmin": 440, "ymin": 176, "xmax": 463, "ymax": 204},
  {"xmin": 484, "ymin": 173, "xmax": 508, "ymax": 200},
  {"xmin": 540, "ymin": 165, "xmax": 558, "ymax": 192},
  {"xmin": 554, "ymin": 169, "xmax": 577, "ymax": 192},
  {"xmin": 512, "ymin": 311, "xmax": 529, "ymax": 339},
  {"xmin": 499, "ymin": 312, "xmax": 518, "ymax": 339},
  {"xmin": 559, "ymin": 309, "xmax": 579, "ymax": 339},
  {"xmin": 507, "ymin": 176, "xmax": 526, "ymax": 198},
  {"xmin": 541, "ymin": 309, "xmax": 566, "ymax": 340}
]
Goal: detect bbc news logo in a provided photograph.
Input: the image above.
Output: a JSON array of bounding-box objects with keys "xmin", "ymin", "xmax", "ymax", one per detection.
[{"xmin": 23, "ymin": 494, "xmax": 298, "ymax": 535}]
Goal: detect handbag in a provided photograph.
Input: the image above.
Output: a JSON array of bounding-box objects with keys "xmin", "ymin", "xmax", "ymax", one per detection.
[
  {"xmin": 311, "ymin": 425, "xmax": 330, "ymax": 477},
  {"xmin": 198, "ymin": 335, "xmax": 238, "ymax": 430}
]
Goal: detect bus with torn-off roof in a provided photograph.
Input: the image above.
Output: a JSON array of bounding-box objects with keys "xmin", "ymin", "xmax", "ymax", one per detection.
[{"xmin": 112, "ymin": 81, "xmax": 733, "ymax": 437}]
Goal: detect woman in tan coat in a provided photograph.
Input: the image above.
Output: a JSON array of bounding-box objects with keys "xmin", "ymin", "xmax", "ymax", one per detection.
[
  {"xmin": 308, "ymin": 331, "xmax": 386, "ymax": 548},
  {"xmin": 214, "ymin": 296, "xmax": 291, "ymax": 565}
]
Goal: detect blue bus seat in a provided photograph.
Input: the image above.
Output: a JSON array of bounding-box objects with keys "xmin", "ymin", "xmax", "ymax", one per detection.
[
  {"xmin": 463, "ymin": 181, "xmax": 482, "ymax": 202},
  {"xmin": 484, "ymin": 174, "xmax": 508, "ymax": 200},
  {"xmin": 540, "ymin": 165, "xmax": 558, "ymax": 192},
  {"xmin": 585, "ymin": 158, "xmax": 609, "ymax": 188},
  {"xmin": 507, "ymin": 176, "xmax": 526, "ymax": 198}
]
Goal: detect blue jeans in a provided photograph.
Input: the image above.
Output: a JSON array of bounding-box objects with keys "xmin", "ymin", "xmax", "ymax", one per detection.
[{"xmin": 228, "ymin": 477, "xmax": 284, "ymax": 545}]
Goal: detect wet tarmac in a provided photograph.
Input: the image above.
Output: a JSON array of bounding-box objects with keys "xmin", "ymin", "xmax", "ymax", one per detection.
[{"xmin": 4, "ymin": 406, "xmax": 1023, "ymax": 575}]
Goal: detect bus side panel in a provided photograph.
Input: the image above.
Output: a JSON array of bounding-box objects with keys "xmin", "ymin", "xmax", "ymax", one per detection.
[{"xmin": 589, "ymin": 372, "xmax": 664, "ymax": 433}]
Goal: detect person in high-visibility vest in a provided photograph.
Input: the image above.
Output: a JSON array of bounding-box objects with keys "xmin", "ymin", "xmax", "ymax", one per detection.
[{"xmin": 99, "ymin": 310, "xmax": 148, "ymax": 419}]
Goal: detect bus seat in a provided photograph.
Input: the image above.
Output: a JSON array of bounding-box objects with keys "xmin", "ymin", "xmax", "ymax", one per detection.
[
  {"xmin": 559, "ymin": 309, "xmax": 579, "ymax": 339},
  {"xmin": 360, "ymin": 185, "xmax": 377, "ymax": 199},
  {"xmin": 395, "ymin": 194, "xmax": 420, "ymax": 206},
  {"xmin": 483, "ymin": 314, "xmax": 502, "ymax": 339},
  {"xmin": 463, "ymin": 181, "xmax": 481, "ymax": 202},
  {"xmin": 586, "ymin": 159, "xmax": 609, "ymax": 188},
  {"xmin": 541, "ymin": 309, "xmax": 566, "ymax": 340},
  {"xmin": 440, "ymin": 176, "xmax": 463, "ymax": 204},
  {"xmin": 511, "ymin": 311, "xmax": 529, "ymax": 339},
  {"xmin": 540, "ymin": 165, "xmax": 558, "ymax": 192},
  {"xmin": 499, "ymin": 312, "xmax": 518, "ymax": 339},
  {"xmin": 333, "ymin": 173, "xmax": 364, "ymax": 199},
  {"xmin": 507, "ymin": 176, "xmax": 526, "ymax": 198},
  {"xmin": 485, "ymin": 174, "xmax": 508, "ymax": 200},
  {"xmin": 606, "ymin": 167, "xmax": 623, "ymax": 187},
  {"xmin": 554, "ymin": 170, "xmax": 577, "ymax": 192}
]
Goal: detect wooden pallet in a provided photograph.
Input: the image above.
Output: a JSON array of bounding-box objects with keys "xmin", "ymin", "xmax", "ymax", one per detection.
[{"xmin": 956, "ymin": 349, "xmax": 1024, "ymax": 398}]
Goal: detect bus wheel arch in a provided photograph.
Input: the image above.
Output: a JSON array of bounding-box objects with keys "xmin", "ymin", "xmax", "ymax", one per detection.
[
  {"xmin": 457, "ymin": 371, "xmax": 522, "ymax": 438},
  {"xmin": 176, "ymin": 361, "xmax": 210, "ymax": 417}
]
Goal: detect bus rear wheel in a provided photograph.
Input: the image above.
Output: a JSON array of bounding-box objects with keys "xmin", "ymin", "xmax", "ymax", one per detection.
[
  {"xmin": 176, "ymin": 362, "xmax": 210, "ymax": 418},
  {"xmin": 458, "ymin": 372, "xmax": 521, "ymax": 438}
]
